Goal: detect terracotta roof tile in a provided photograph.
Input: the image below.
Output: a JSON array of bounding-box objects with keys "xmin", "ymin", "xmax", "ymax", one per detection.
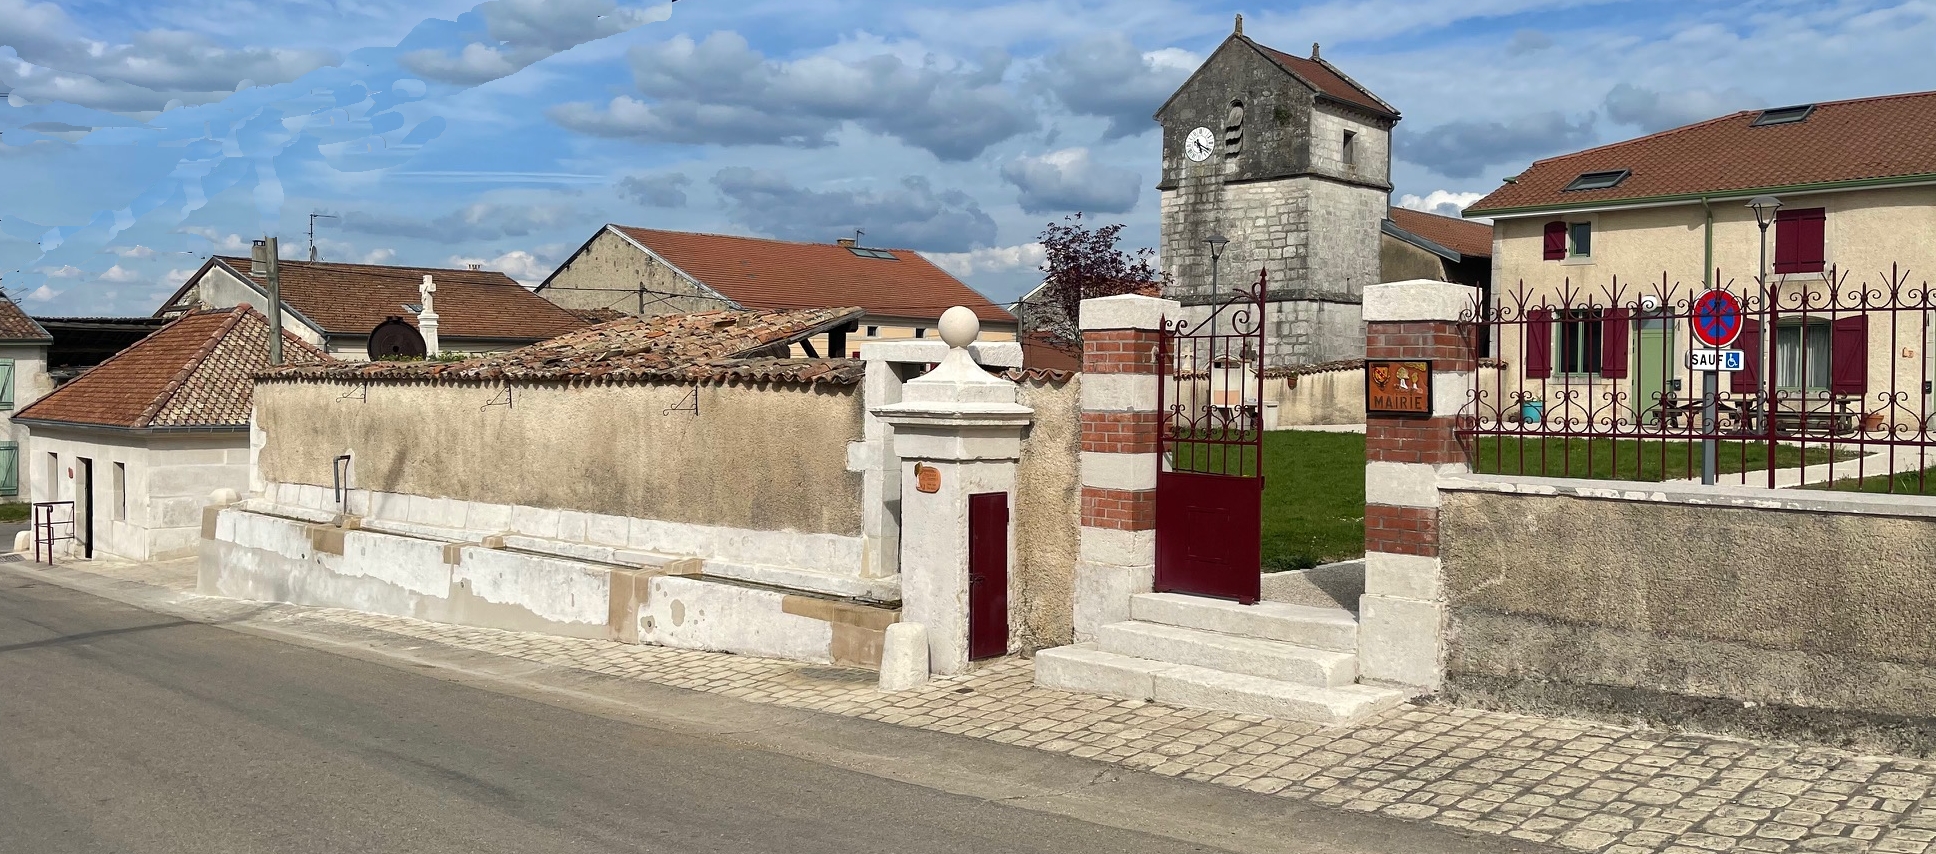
[
  {"xmin": 205, "ymin": 257, "xmax": 588, "ymax": 341},
  {"xmin": 267, "ymin": 306, "xmax": 865, "ymax": 386},
  {"xmin": 605, "ymin": 227, "xmax": 1017, "ymax": 325},
  {"xmin": 1466, "ymin": 90, "xmax": 1936, "ymax": 215},
  {"xmin": 0, "ymin": 294, "xmax": 50, "ymax": 341},
  {"xmin": 16, "ymin": 305, "xmax": 328, "ymax": 430},
  {"xmin": 1251, "ymin": 41, "xmax": 1397, "ymax": 118},
  {"xmin": 1387, "ymin": 207, "xmax": 1492, "ymax": 258}
]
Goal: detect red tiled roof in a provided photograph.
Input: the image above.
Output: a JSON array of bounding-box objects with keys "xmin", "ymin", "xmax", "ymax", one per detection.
[
  {"xmin": 199, "ymin": 257, "xmax": 588, "ymax": 341},
  {"xmin": 16, "ymin": 305, "xmax": 328, "ymax": 430},
  {"xmin": 1466, "ymin": 90, "xmax": 1936, "ymax": 215},
  {"xmin": 1251, "ymin": 40, "xmax": 1397, "ymax": 119},
  {"xmin": 265, "ymin": 306, "xmax": 865, "ymax": 386},
  {"xmin": 603, "ymin": 227, "xmax": 1017, "ymax": 325},
  {"xmin": 0, "ymin": 294, "xmax": 50, "ymax": 341},
  {"xmin": 1387, "ymin": 207, "xmax": 1492, "ymax": 259}
]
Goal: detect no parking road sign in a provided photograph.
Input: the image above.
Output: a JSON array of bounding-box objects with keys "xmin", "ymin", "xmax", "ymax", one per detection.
[{"xmin": 1691, "ymin": 289, "xmax": 1745, "ymax": 348}]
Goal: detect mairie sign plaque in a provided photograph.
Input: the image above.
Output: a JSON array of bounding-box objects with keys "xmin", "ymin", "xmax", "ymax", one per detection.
[{"xmin": 1366, "ymin": 359, "xmax": 1433, "ymax": 418}]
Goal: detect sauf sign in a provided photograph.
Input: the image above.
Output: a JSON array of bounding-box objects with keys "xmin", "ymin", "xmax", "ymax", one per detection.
[{"xmin": 1686, "ymin": 348, "xmax": 1746, "ymax": 372}]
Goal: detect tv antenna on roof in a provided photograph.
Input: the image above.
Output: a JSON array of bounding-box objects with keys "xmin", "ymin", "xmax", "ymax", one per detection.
[
  {"xmin": 854, "ymin": 228, "xmax": 864, "ymax": 247},
  {"xmin": 307, "ymin": 213, "xmax": 339, "ymax": 261}
]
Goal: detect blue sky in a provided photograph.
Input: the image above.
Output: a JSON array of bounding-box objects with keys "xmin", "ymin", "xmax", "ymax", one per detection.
[{"xmin": 2, "ymin": 0, "xmax": 1934, "ymax": 316}]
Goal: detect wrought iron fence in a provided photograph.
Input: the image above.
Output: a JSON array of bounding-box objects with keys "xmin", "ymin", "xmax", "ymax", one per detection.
[
  {"xmin": 1457, "ymin": 265, "xmax": 1936, "ymax": 494},
  {"xmin": 1159, "ymin": 270, "xmax": 1267, "ymax": 477}
]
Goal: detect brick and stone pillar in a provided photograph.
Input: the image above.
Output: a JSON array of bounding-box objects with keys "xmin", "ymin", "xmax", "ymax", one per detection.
[
  {"xmin": 1358, "ymin": 280, "xmax": 1480, "ymax": 691},
  {"xmin": 1072, "ymin": 294, "xmax": 1178, "ymax": 641}
]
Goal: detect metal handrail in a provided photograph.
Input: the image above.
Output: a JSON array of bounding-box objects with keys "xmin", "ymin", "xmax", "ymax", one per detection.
[{"xmin": 32, "ymin": 501, "xmax": 75, "ymax": 564}]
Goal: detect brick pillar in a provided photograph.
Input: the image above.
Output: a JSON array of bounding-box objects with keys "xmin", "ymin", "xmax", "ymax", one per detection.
[
  {"xmin": 1359, "ymin": 279, "xmax": 1480, "ymax": 691},
  {"xmin": 1072, "ymin": 294, "xmax": 1178, "ymax": 641}
]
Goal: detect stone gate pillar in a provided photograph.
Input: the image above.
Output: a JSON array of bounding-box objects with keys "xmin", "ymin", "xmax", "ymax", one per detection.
[
  {"xmin": 1072, "ymin": 293, "xmax": 1178, "ymax": 641},
  {"xmin": 873, "ymin": 309, "xmax": 1032, "ymax": 675},
  {"xmin": 1359, "ymin": 280, "xmax": 1480, "ymax": 691}
]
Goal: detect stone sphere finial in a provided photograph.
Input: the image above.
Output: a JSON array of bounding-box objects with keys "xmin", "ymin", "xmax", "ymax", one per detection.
[{"xmin": 939, "ymin": 306, "xmax": 980, "ymax": 349}]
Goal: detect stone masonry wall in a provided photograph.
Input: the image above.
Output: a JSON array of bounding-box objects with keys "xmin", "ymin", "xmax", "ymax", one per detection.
[{"xmin": 538, "ymin": 228, "xmax": 721, "ymax": 317}]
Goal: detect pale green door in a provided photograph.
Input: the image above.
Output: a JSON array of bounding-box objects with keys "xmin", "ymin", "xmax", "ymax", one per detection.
[{"xmin": 1636, "ymin": 319, "xmax": 1674, "ymax": 423}]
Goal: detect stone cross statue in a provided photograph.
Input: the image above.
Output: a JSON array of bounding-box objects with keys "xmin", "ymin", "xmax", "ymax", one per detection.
[{"xmin": 418, "ymin": 274, "xmax": 441, "ymax": 356}]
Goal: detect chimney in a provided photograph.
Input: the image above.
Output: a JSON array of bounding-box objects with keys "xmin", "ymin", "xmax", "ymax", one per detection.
[
  {"xmin": 1234, "ymin": 13, "xmax": 1243, "ymax": 35},
  {"xmin": 837, "ymin": 238, "xmax": 857, "ymax": 248},
  {"xmin": 467, "ymin": 263, "xmax": 482, "ymax": 271},
  {"xmin": 1311, "ymin": 42, "xmax": 1321, "ymax": 59},
  {"xmin": 250, "ymin": 239, "xmax": 269, "ymax": 276}
]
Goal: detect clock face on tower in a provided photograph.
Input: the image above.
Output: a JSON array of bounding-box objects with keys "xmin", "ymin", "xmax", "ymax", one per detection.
[{"xmin": 1184, "ymin": 126, "xmax": 1216, "ymax": 162}]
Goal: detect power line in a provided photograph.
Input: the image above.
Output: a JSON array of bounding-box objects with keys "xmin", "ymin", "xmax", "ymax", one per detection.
[{"xmin": 548, "ymin": 284, "xmax": 1058, "ymax": 315}]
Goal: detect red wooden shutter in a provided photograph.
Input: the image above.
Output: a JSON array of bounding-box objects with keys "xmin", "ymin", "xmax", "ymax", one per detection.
[
  {"xmin": 1731, "ymin": 319, "xmax": 1761, "ymax": 393},
  {"xmin": 1774, "ymin": 208, "xmax": 1826, "ymax": 274},
  {"xmin": 1525, "ymin": 309, "xmax": 1553, "ymax": 378},
  {"xmin": 1599, "ymin": 308, "xmax": 1629, "ymax": 379},
  {"xmin": 1542, "ymin": 221, "xmax": 1567, "ymax": 261},
  {"xmin": 1830, "ymin": 314, "xmax": 1868, "ymax": 396}
]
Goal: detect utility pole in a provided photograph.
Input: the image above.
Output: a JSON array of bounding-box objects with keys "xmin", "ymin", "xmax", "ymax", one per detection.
[
  {"xmin": 264, "ymin": 237, "xmax": 284, "ymax": 366},
  {"xmin": 307, "ymin": 213, "xmax": 338, "ymax": 262}
]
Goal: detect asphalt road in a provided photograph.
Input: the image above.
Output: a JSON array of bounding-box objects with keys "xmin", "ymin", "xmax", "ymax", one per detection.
[{"xmin": 0, "ymin": 567, "xmax": 1546, "ymax": 854}]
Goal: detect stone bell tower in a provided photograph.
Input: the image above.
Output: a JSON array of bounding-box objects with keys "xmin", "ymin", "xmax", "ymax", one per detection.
[{"xmin": 1154, "ymin": 15, "xmax": 1400, "ymax": 366}]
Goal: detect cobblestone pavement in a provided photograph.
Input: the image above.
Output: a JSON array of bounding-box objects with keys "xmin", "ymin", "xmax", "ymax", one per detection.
[{"xmin": 39, "ymin": 558, "xmax": 1936, "ymax": 854}]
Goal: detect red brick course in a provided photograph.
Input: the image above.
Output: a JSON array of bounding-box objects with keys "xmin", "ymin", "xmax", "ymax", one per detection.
[
  {"xmin": 1080, "ymin": 411, "xmax": 1161, "ymax": 454},
  {"xmin": 1364, "ymin": 504, "xmax": 1439, "ymax": 557},
  {"xmin": 1081, "ymin": 486, "xmax": 1156, "ymax": 530},
  {"xmin": 1366, "ymin": 417, "xmax": 1468, "ymax": 466},
  {"xmin": 1082, "ymin": 330, "xmax": 1162, "ymax": 375},
  {"xmin": 1366, "ymin": 321, "xmax": 1478, "ymax": 371}
]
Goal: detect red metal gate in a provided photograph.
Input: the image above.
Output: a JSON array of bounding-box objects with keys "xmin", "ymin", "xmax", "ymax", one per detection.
[
  {"xmin": 1155, "ymin": 271, "xmax": 1266, "ymax": 604},
  {"xmin": 967, "ymin": 492, "xmax": 1009, "ymax": 660}
]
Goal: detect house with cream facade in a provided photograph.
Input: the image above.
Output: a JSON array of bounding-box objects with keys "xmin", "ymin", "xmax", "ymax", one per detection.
[{"xmin": 1465, "ymin": 90, "xmax": 1936, "ymax": 428}]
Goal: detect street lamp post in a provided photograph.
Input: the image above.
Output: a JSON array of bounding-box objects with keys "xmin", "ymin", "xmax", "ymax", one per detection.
[
  {"xmin": 1206, "ymin": 232, "xmax": 1229, "ymax": 296},
  {"xmin": 1749, "ymin": 195, "xmax": 1783, "ymax": 458}
]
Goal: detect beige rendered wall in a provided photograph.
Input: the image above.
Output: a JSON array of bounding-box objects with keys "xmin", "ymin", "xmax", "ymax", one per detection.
[
  {"xmin": 255, "ymin": 378, "xmax": 865, "ymax": 537},
  {"xmin": 1440, "ymin": 476, "xmax": 1936, "ymax": 743},
  {"xmin": 1012, "ymin": 375, "xmax": 1080, "ymax": 651},
  {"xmin": 1380, "ymin": 234, "xmax": 1451, "ymax": 284},
  {"xmin": 1490, "ymin": 185, "xmax": 1936, "ymax": 424},
  {"xmin": 1, "ymin": 343, "xmax": 53, "ymax": 499},
  {"xmin": 539, "ymin": 228, "xmax": 722, "ymax": 317}
]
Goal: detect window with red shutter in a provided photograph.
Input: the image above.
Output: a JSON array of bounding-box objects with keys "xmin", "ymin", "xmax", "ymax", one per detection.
[
  {"xmin": 1774, "ymin": 208, "xmax": 1826, "ymax": 275},
  {"xmin": 1542, "ymin": 221, "xmax": 1567, "ymax": 261},
  {"xmin": 1599, "ymin": 308, "xmax": 1629, "ymax": 379},
  {"xmin": 1731, "ymin": 320, "xmax": 1761, "ymax": 394},
  {"xmin": 1830, "ymin": 314, "xmax": 1868, "ymax": 396},
  {"xmin": 1525, "ymin": 309, "xmax": 1553, "ymax": 378}
]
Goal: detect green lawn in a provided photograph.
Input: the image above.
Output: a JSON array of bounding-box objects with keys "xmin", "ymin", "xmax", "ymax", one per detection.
[
  {"xmin": 1803, "ymin": 462, "xmax": 1936, "ymax": 495},
  {"xmin": 1240, "ymin": 432, "xmax": 1858, "ymax": 570},
  {"xmin": 1468, "ymin": 437, "xmax": 1846, "ymax": 481},
  {"xmin": 0, "ymin": 502, "xmax": 26, "ymax": 523}
]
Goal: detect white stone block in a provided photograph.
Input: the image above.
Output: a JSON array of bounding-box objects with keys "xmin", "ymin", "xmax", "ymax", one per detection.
[
  {"xmin": 1364, "ymin": 552, "xmax": 1442, "ymax": 601},
  {"xmin": 1366, "ymin": 461, "xmax": 1450, "ymax": 509},
  {"xmin": 466, "ymin": 500, "xmax": 513, "ymax": 533},
  {"xmin": 1357, "ymin": 594, "xmax": 1444, "ymax": 690},
  {"xmin": 1079, "ymin": 294, "xmax": 1179, "ymax": 332},
  {"xmin": 1362, "ymin": 280, "xmax": 1479, "ymax": 323},
  {"xmin": 509, "ymin": 505, "xmax": 561, "ymax": 539},
  {"xmin": 586, "ymin": 514, "xmax": 629, "ymax": 548},
  {"xmin": 1034, "ymin": 644, "xmax": 1165, "ymax": 699},
  {"xmin": 1079, "ymin": 373, "xmax": 1158, "ymax": 413},
  {"xmin": 1081, "ymin": 451, "xmax": 1157, "ymax": 491},
  {"xmin": 1073, "ymin": 561, "xmax": 1153, "ymax": 642},
  {"xmin": 13, "ymin": 531, "xmax": 30, "ymax": 553},
  {"xmin": 1432, "ymin": 372, "xmax": 1473, "ymax": 417},
  {"xmin": 556, "ymin": 510, "xmax": 590, "ymax": 544},
  {"xmin": 878, "ymin": 623, "xmax": 930, "ymax": 691},
  {"xmin": 1078, "ymin": 527, "xmax": 1154, "ymax": 567}
]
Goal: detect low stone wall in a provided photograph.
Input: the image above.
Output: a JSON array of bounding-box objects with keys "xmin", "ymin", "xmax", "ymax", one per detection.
[
  {"xmin": 1439, "ymin": 473, "xmax": 1936, "ymax": 750},
  {"xmin": 1265, "ymin": 364, "xmax": 1364, "ymax": 427}
]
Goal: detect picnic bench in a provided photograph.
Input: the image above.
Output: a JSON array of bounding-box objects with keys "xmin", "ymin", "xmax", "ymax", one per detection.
[{"xmin": 1652, "ymin": 391, "xmax": 1861, "ymax": 435}]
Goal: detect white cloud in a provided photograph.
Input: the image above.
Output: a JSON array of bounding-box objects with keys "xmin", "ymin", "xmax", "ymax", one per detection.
[
  {"xmin": 1399, "ymin": 191, "xmax": 1489, "ymax": 220},
  {"xmin": 710, "ymin": 168, "xmax": 998, "ymax": 253},
  {"xmin": 923, "ymin": 243, "xmax": 1047, "ymax": 278},
  {"xmin": 1000, "ymin": 148, "xmax": 1141, "ymax": 214},
  {"xmin": 98, "ymin": 264, "xmax": 143, "ymax": 283},
  {"xmin": 38, "ymin": 265, "xmax": 85, "ymax": 278},
  {"xmin": 360, "ymin": 248, "xmax": 398, "ymax": 265},
  {"xmin": 1037, "ymin": 34, "xmax": 1195, "ymax": 138},
  {"xmin": 401, "ymin": 0, "xmax": 674, "ymax": 85},
  {"xmin": 179, "ymin": 227, "xmax": 253, "ymax": 253},
  {"xmin": 105, "ymin": 244, "xmax": 156, "ymax": 259},
  {"xmin": 447, "ymin": 250, "xmax": 550, "ymax": 286},
  {"xmin": 23, "ymin": 284, "xmax": 59, "ymax": 303}
]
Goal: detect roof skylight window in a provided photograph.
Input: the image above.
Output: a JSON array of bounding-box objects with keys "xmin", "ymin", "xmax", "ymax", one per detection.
[
  {"xmin": 847, "ymin": 247, "xmax": 898, "ymax": 260},
  {"xmin": 1562, "ymin": 169, "xmax": 1631, "ymax": 192},
  {"xmin": 1751, "ymin": 104, "xmax": 1815, "ymax": 126}
]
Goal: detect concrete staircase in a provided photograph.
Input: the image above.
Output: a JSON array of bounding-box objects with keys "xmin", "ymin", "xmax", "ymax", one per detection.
[{"xmin": 1035, "ymin": 592, "xmax": 1407, "ymax": 726}]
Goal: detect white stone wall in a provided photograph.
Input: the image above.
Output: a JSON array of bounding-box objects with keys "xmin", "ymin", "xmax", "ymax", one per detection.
[
  {"xmin": 28, "ymin": 428, "xmax": 249, "ymax": 561},
  {"xmin": 1309, "ymin": 104, "xmax": 1391, "ymax": 187},
  {"xmin": 1, "ymin": 343, "xmax": 53, "ymax": 500}
]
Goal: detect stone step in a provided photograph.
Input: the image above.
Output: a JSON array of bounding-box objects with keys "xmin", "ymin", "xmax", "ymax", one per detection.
[
  {"xmin": 1130, "ymin": 592, "xmax": 1358, "ymax": 652},
  {"xmin": 1034, "ymin": 644, "xmax": 1405, "ymax": 727},
  {"xmin": 1096, "ymin": 621, "xmax": 1357, "ymax": 687}
]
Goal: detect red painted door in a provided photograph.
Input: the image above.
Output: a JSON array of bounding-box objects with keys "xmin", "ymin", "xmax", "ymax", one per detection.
[
  {"xmin": 967, "ymin": 492, "xmax": 1009, "ymax": 660},
  {"xmin": 1154, "ymin": 470, "xmax": 1263, "ymax": 604}
]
